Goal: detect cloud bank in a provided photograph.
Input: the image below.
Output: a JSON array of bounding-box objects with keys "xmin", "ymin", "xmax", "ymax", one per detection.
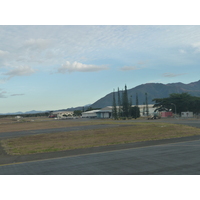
[{"xmin": 57, "ymin": 61, "xmax": 109, "ymax": 73}]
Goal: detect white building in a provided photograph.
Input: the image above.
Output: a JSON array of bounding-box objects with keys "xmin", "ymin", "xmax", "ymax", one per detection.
[
  {"xmin": 81, "ymin": 104, "xmax": 157, "ymax": 119},
  {"xmin": 81, "ymin": 110, "xmax": 100, "ymax": 118},
  {"xmin": 52, "ymin": 111, "xmax": 74, "ymax": 119},
  {"xmin": 181, "ymin": 112, "xmax": 193, "ymax": 118},
  {"xmin": 96, "ymin": 106, "xmax": 112, "ymax": 118},
  {"xmin": 138, "ymin": 104, "xmax": 156, "ymax": 116}
]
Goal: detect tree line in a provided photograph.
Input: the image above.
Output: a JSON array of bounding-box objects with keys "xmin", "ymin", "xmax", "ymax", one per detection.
[
  {"xmin": 112, "ymin": 85, "xmax": 140, "ymax": 120},
  {"xmin": 153, "ymin": 93, "xmax": 200, "ymax": 115}
]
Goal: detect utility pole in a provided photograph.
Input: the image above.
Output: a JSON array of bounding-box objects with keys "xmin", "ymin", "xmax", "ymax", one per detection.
[{"xmin": 171, "ymin": 103, "xmax": 177, "ymax": 117}]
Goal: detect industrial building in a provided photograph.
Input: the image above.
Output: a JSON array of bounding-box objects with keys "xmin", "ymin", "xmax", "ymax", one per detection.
[
  {"xmin": 81, "ymin": 110, "xmax": 100, "ymax": 118},
  {"xmin": 96, "ymin": 106, "xmax": 113, "ymax": 118},
  {"xmin": 81, "ymin": 104, "xmax": 156, "ymax": 119},
  {"xmin": 81, "ymin": 104, "xmax": 193, "ymax": 119},
  {"xmin": 181, "ymin": 112, "xmax": 193, "ymax": 118}
]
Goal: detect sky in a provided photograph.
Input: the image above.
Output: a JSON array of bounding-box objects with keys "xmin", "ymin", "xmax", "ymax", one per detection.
[
  {"xmin": 1, "ymin": 25, "xmax": 200, "ymax": 113},
  {"xmin": 0, "ymin": 1, "xmax": 200, "ymax": 113}
]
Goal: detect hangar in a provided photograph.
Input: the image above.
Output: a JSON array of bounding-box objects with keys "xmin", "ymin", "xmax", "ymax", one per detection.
[
  {"xmin": 81, "ymin": 105, "xmax": 158, "ymax": 119},
  {"xmin": 81, "ymin": 110, "xmax": 100, "ymax": 118}
]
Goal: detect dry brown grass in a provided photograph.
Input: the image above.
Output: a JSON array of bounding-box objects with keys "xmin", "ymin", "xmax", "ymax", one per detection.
[
  {"xmin": 2, "ymin": 122, "xmax": 200, "ymax": 155},
  {"xmin": 0, "ymin": 118, "xmax": 113, "ymax": 132}
]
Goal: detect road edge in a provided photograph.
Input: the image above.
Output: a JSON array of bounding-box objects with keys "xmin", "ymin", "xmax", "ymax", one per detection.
[{"xmin": 1, "ymin": 134, "xmax": 200, "ymax": 165}]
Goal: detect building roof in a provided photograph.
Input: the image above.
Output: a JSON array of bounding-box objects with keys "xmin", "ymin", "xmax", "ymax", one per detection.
[
  {"xmin": 82, "ymin": 110, "xmax": 100, "ymax": 114},
  {"xmin": 96, "ymin": 110, "xmax": 111, "ymax": 113}
]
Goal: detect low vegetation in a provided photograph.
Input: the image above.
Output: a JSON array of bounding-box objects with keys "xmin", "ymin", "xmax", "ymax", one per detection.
[{"xmin": 1, "ymin": 122, "xmax": 200, "ymax": 155}]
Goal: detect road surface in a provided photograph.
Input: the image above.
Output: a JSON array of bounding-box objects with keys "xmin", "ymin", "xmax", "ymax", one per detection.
[
  {"xmin": 1, "ymin": 118, "xmax": 200, "ymax": 174},
  {"xmin": 0, "ymin": 118, "xmax": 200, "ymax": 139},
  {"xmin": 0, "ymin": 124, "xmax": 119, "ymax": 139},
  {"xmin": 1, "ymin": 138, "xmax": 200, "ymax": 175}
]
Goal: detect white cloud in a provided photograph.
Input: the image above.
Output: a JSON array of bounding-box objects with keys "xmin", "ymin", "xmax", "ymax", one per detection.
[
  {"xmin": 179, "ymin": 49, "xmax": 186, "ymax": 54},
  {"xmin": 3, "ymin": 66, "xmax": 37, "ymax": 79},
  {"xmin": 191, "ymin": 42, "xmax": 200, "ymax": 52},
  {"xmin": 24, "ymin": 38, "xmax": 50, "ymax": 50},
  {"xmin": 191, "ymin": 42, "xmax": 200, "ymax": 48},
  {"xmin": 57, "ymin": 61, "xmax": 109, "ymax": 73},
  {"xmin": 0, "ymin": 50, "xmax": 9, "ymax": 57}
]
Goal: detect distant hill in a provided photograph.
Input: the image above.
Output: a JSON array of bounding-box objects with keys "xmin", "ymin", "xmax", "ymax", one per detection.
[
  {"xmin": 0, "ymin": 110, "xmax": 50, "ymax": 115},
  {"xmin": 90, "ymin": 80, "xmax": 200, "ymax": 108},
  {"xmin": 2, "ymin": 81, "xmax": 200, "ymax": 115}
]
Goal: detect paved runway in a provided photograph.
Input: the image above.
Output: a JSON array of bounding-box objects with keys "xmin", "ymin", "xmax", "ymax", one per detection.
[
  {"xmin": 1, "ymin": 139, "xmax": 200, "ymax": 175},
  {"xmin": 0, "ymin": 118, "xmax": 200, "ymax": 139},
  {"xmin": 0, "ymin": 124, "xmax": 118, "ymax": 139}
]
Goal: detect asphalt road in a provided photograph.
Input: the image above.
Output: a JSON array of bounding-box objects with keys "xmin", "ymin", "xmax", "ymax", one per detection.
[
  {"xmin": 1, "ymin": 139, "xmax": 200, "ymax": 175},
  {"xmin": 0, "ymin": 118, "xmax": 200, "ymax": 139},
  {"xmin": 0, "ymin": 124, "xmax": 119, "ymax": 139},
  {"xmin": 1, "ymin": 118, "xmax": 200, "ymax": 175}
]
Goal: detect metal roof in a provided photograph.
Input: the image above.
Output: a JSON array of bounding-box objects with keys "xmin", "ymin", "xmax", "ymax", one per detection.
[
  {"xmin": 82, "ymin": 110, "xmax": 100, "ymax": 114},
  {"xmin": 96, "ymin": 110, "xmax": 112, "ymax": 113}
]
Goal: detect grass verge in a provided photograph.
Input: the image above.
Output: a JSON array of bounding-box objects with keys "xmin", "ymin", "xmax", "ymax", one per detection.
[{"xmin": 1, "ymin": 122, "xmax": 200, "ymax": 155}]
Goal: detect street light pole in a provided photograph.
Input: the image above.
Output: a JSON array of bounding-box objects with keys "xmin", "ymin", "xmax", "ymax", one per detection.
[{"xmin": 171, "ymin": 103, "xmax": 177, "ymax": 117}]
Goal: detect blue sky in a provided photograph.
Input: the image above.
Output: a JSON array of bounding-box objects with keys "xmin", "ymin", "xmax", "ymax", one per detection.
[{"xmin": 0, "ymin": 25, "xmax": 200, "ymax": 113}]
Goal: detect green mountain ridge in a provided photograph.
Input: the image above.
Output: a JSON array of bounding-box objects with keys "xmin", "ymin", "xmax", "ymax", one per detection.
[{"xmin": 90, "ymin": 80, "xmax": 200, "ymax": 108}]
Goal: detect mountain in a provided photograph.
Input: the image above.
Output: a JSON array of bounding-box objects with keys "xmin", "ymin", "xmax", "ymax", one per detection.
[
  {"xmin": 2, "ymin": 81, "xmax": 200, "ymax": 115},
  {"xmin": 65, "ymin": 104, "xmax": 92, "ymax": 111},
  {"xmin": 90, "ymin": 80, "xmax": 200, "ymax": 108},
  {"xmin": 24, "ymin": 110, "xmax": 50, "ymax": 114},
  {"xmin": 0, "ymin": 110, "xmax": 50, "ymax": 115}
]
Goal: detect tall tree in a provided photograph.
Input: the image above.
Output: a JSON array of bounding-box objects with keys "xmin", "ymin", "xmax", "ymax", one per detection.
[
  {"xmin": 143, "ymin": 102, "xmax": 145, "ymax": 116},
  {"xmin": 122, "ymin": 85, "xmax": 129, "ymax": 117},
  {"xmin": 145, "ymin": 93, "xmax": 149, "ymax": 116},
  {"xmin": 117, "ymin": 87, "xmax": 122, "ymax": 118},
  {"xmin": 112, "ymin": 89, "xmax": 118, "ymax": 120},
  {"xmin": 135, "ymin": 93, "xmax": 139, "ymax": 119},
  {"xmin": 129, "ymin": 95, "xmax": 133, "ymax": 117},
  {"xmin": 130, "ymin": 106, "xmax": 140, "ymax": 119}
]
